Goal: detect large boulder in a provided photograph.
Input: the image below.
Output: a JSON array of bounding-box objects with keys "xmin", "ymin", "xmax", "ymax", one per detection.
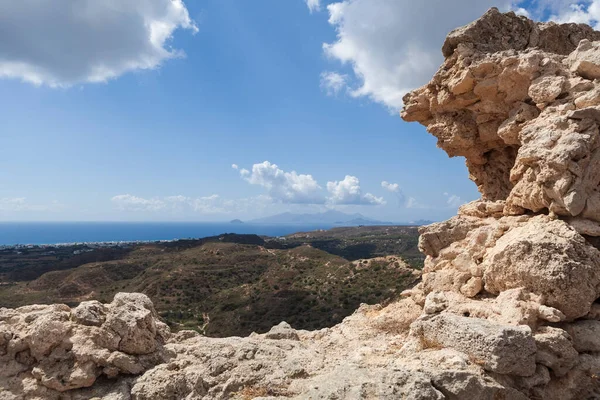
[
  {"xmin": 482, "ymin": 217, "xmax": 600, "ymax": 320},
  {"xmin": 534, "ymin": 326, "xmax": 579, "ymax": 377},
  {"xmin": 0, "ymin": 293, "xmax": 170, "ymax": 399},
  {"xmin": 411, "ymin": 314, "xmax": 536, "ymax": 376}
]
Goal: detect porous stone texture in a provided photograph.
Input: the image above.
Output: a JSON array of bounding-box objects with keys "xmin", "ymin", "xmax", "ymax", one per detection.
[
  {"xmin": 4, "ymin": 8, "xmax": 600, "ymax": 399},
  {"xmin": 404, "ymin": 8, "xmax": 600, "ymax": 222},
  {"xmin": 400, "ymin": 7, "xmax": 600, "ymax": 399},
  {"xmin": 0, "ymin": 293, "xmax": 171, "ymax": 399},
  {"xmin": 411, "ymin": 314, "xmax": 536, "ymax": 376}
]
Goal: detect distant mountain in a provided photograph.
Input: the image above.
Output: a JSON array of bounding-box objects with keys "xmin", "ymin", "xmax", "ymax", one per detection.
[
  {"xmin": 250, "ymin": 210, "xmax": 389, "ymax": 225},
  {"xmin": 409, "ymin": 219, "xmax": 434, "ymax": 226},
  {"xmin": 229, "ymin": 219, "xmax": 244, "ymax": 224}
]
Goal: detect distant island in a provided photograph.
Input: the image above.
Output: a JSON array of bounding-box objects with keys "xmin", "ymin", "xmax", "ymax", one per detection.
[{"xmin": 229, "ymin": 219, "xmax": 244, "ymax": 224}]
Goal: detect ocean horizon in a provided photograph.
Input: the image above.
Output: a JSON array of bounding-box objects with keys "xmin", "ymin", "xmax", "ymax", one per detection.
[{"xmin": 0, "ymin": 221, "xmax": 343, "ymax": 246}]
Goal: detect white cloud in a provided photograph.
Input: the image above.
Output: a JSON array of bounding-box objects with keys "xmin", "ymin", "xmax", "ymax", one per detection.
[
  {"xmin": 306, "ymin": 0, "xmax": 321, "ymax": 13},
  {"xmin": 165, "ymin": 195, "xmax": 190, "ymax": 203},
  {"xmin": 111, "ymin": 194, "xmax": 166, "ymax": 212},
  {"xmin": 111, "ymin": 193, "xmax": 265, "ymax": 215},
  {"xmin": 0, "ymin": 197, "xmax": 63, "ymax": 212},
  {"xmin": 0, "ymin": 198, "xmax": 27, "ymax": 211},
  {"xmin": 405, "ymin": 197, "xmax": 420, "ymax": 209},
  {"xmin": 236, "ymin": 162, "xmax": 389, "ymax": 206},
  {"xmin": 0, "ymin": 0, "xmax": 197, "ymax": 87},
  {"xmin": 237, "ymin": 161, "xmax": 325, "ymax": 204},
  {"xmin": 189, "ymin": 195, "xmax": 227, "ymax": 214},
  {"xmin": 381, "ymin": 181, "xmax": 400, "ymax": 193},
  {"xmin": 231, "ymin": 164, "xmax": 239, "ymax": 170},
  {"xmin": 514, "ymin": 7, "xmax": 530, "ymax": 17},
  {"xmin": 321, "ymin": 0, "xmax": 523, "ymax": 111},
  {"xmin": 327, "ymin": 175, "xmax": 385, "ymax": 205},
  {"xmin": 548, "ymin": 1, "xmax": 600, "ymax": 28},
  {"xmin": 445, "ymin": 193, "xmax": 463, "ymax": 208},
  {"xmin": 320, "ymin": 71, "xmax": 348, "ymax": 96}
]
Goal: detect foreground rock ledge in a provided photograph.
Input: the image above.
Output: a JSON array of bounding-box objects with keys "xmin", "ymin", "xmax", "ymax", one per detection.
[{"xmin": 4, "ymin": 8, "xmax": 600, "ymax": 399}]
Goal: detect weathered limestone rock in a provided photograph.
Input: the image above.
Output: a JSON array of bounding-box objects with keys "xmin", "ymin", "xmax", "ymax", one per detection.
[
  {"xmin": 482, "ymin": 217, "xmax": 600, "ymax": 320},
  {"xmin": 264, "ymin": 321, "xmax": 300, "ymax": 341},
  {"xmin": 567, "ymin": 39, "xmax": 600, "ymax": 80},
  {"xmin": 534, "ymin": 327, "xmax": 579, "ymax": 377},
  {"xmin": 401, "ymin": 7, "xmax": 600, "ymax": 399},
  {"xmin": 403, "ymin": 8, "xmax": 600, "ymax": 223},
  {"xmin": 411, "ymin": 314, "xmax": 536, "ymax": 376},
  {"xmin": 563, "ymin": 320, "xmax": 600, "ymax": 352},
  {"xmin": 104, "ymin": 293, "xmax": 160, "ymax": 355},
  {"xmin": 0, "ymin": 293, "xmax": 170, "ymax": 399},
  {"xmin": 441, "ymin": 9, "xmax": 600, "ymax": 58},
  {"xmin": 72, "ymin": 300, "xmax": 106, "ymax": 326},
  {"xmin": 423, "ymin": 291, "xmax": 448, "ymax": 314}
]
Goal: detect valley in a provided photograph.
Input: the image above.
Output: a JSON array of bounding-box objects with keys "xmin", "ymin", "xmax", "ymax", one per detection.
[{"xmin": 0, "ymin": 226, "xmax": 422, "ymax": 337}]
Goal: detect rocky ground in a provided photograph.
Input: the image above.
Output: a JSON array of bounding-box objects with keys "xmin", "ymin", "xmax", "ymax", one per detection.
[{"xmin": 3, "ymin": 8, "xmax": 600, "ymax": 399}]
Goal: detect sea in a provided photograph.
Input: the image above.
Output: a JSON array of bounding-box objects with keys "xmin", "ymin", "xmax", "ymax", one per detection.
[{"xmin": 0, "ymin": 222, "xmax": 338, "ymax": 246}]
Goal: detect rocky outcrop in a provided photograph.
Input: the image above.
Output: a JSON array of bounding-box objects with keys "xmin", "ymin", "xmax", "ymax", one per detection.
[
  {"xmin": 400, "ymin": 7, "xmax": 600, "ymax": 398},
  {"xmin": 404, "ymin": 10, "xmax": 600, "ymax": 218},
  {"xmin": 0, "ymin": 293, "xmax": 171, "ymax": 399},
  {"xmin": 4, "ymin": 8, "xmax": 600, "ymax": 399}
]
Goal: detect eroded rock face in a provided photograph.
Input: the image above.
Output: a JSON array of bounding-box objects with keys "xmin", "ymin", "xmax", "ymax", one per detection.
[
  {"xmin": 0, "ymin": 293, "xmax": 171, "ymax": 399},
  {"xmin": 411, "ymin": 313, "xmax": 536, "ymax": 376},
  {"xmin": 400, "ymin": 7, "xmax": 600, "ymax": 399},
  {"xmin": 4, "ymin": 8, "xmax": 600, "ymax": 400},
  {"xmin": 403, "ymin": 8, "xmax": 600, "ymax": 223}
]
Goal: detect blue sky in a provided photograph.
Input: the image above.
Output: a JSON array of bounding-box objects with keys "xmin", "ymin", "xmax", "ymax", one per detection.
[{"xmin": 1, "ymin": 0, "xmax": 596, "ymax": 222}]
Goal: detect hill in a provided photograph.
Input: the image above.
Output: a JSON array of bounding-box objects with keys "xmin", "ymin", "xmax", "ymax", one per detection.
[
  {"xmin": 0, "ymin": 227, "xmax": 422, "ymax": 337},
  {"xmin": 273, "ymin": 225, "xmax": 423, "ymax": 267}
]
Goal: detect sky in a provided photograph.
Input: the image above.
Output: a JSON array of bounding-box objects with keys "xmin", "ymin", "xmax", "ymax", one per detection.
[{"xmin": 1, "ymin": 0, "xmax": 599, "ymax": 222}]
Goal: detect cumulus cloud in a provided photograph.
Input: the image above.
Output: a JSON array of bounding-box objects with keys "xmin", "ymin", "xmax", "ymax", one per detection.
[
  {"xmin": 444, "ymin": 192, "xmax": 463, "ymax": 208},
  {"xmin": 547, "ymin": 1, "xmax": 600, "ymax": 28},
  {"xmin": 381, "ymin": 181, "xmax": 400, "ymax": 193},
  {"xmin": 231, "ymin": 164, "xmax": 239, "ymax": 170},
  {"xmin": 235, "ymin": 162, "xmax": 386, "ymax": 206},
  {"xmin": 306, "ymin": 0, "xmax": 321, "ymax": 13},
  {"xmin": 320, "ymin": 71, "xmax": 348, "ymax": 96},
  {"xmin": 237, "ymin": 161, "xmax": 325, "ymax": 204},
  {"xmin": 0, "ymin": 0, "xmax": 197, "ymax": 87},
  {"xmin": 327, "ymin": 175, "xmax": 385, "ymax": 205},
  {"xmin": 240, "ymin": 168, "xmax": 251, "ymax": 177},
  {"xmin": 514, "ymin": 7, "xmax": 531, "ymax": 17},
  {"xmin": 405, "ymin": 197, "xmax": 420, "ymax": 209},
  {"xmin": 321, "ymin": 0, "xmax": 523, "ymax": 111},
  {"xmin": 382, "ymin": 181, "xmax": 408, "ymax": 206}
]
